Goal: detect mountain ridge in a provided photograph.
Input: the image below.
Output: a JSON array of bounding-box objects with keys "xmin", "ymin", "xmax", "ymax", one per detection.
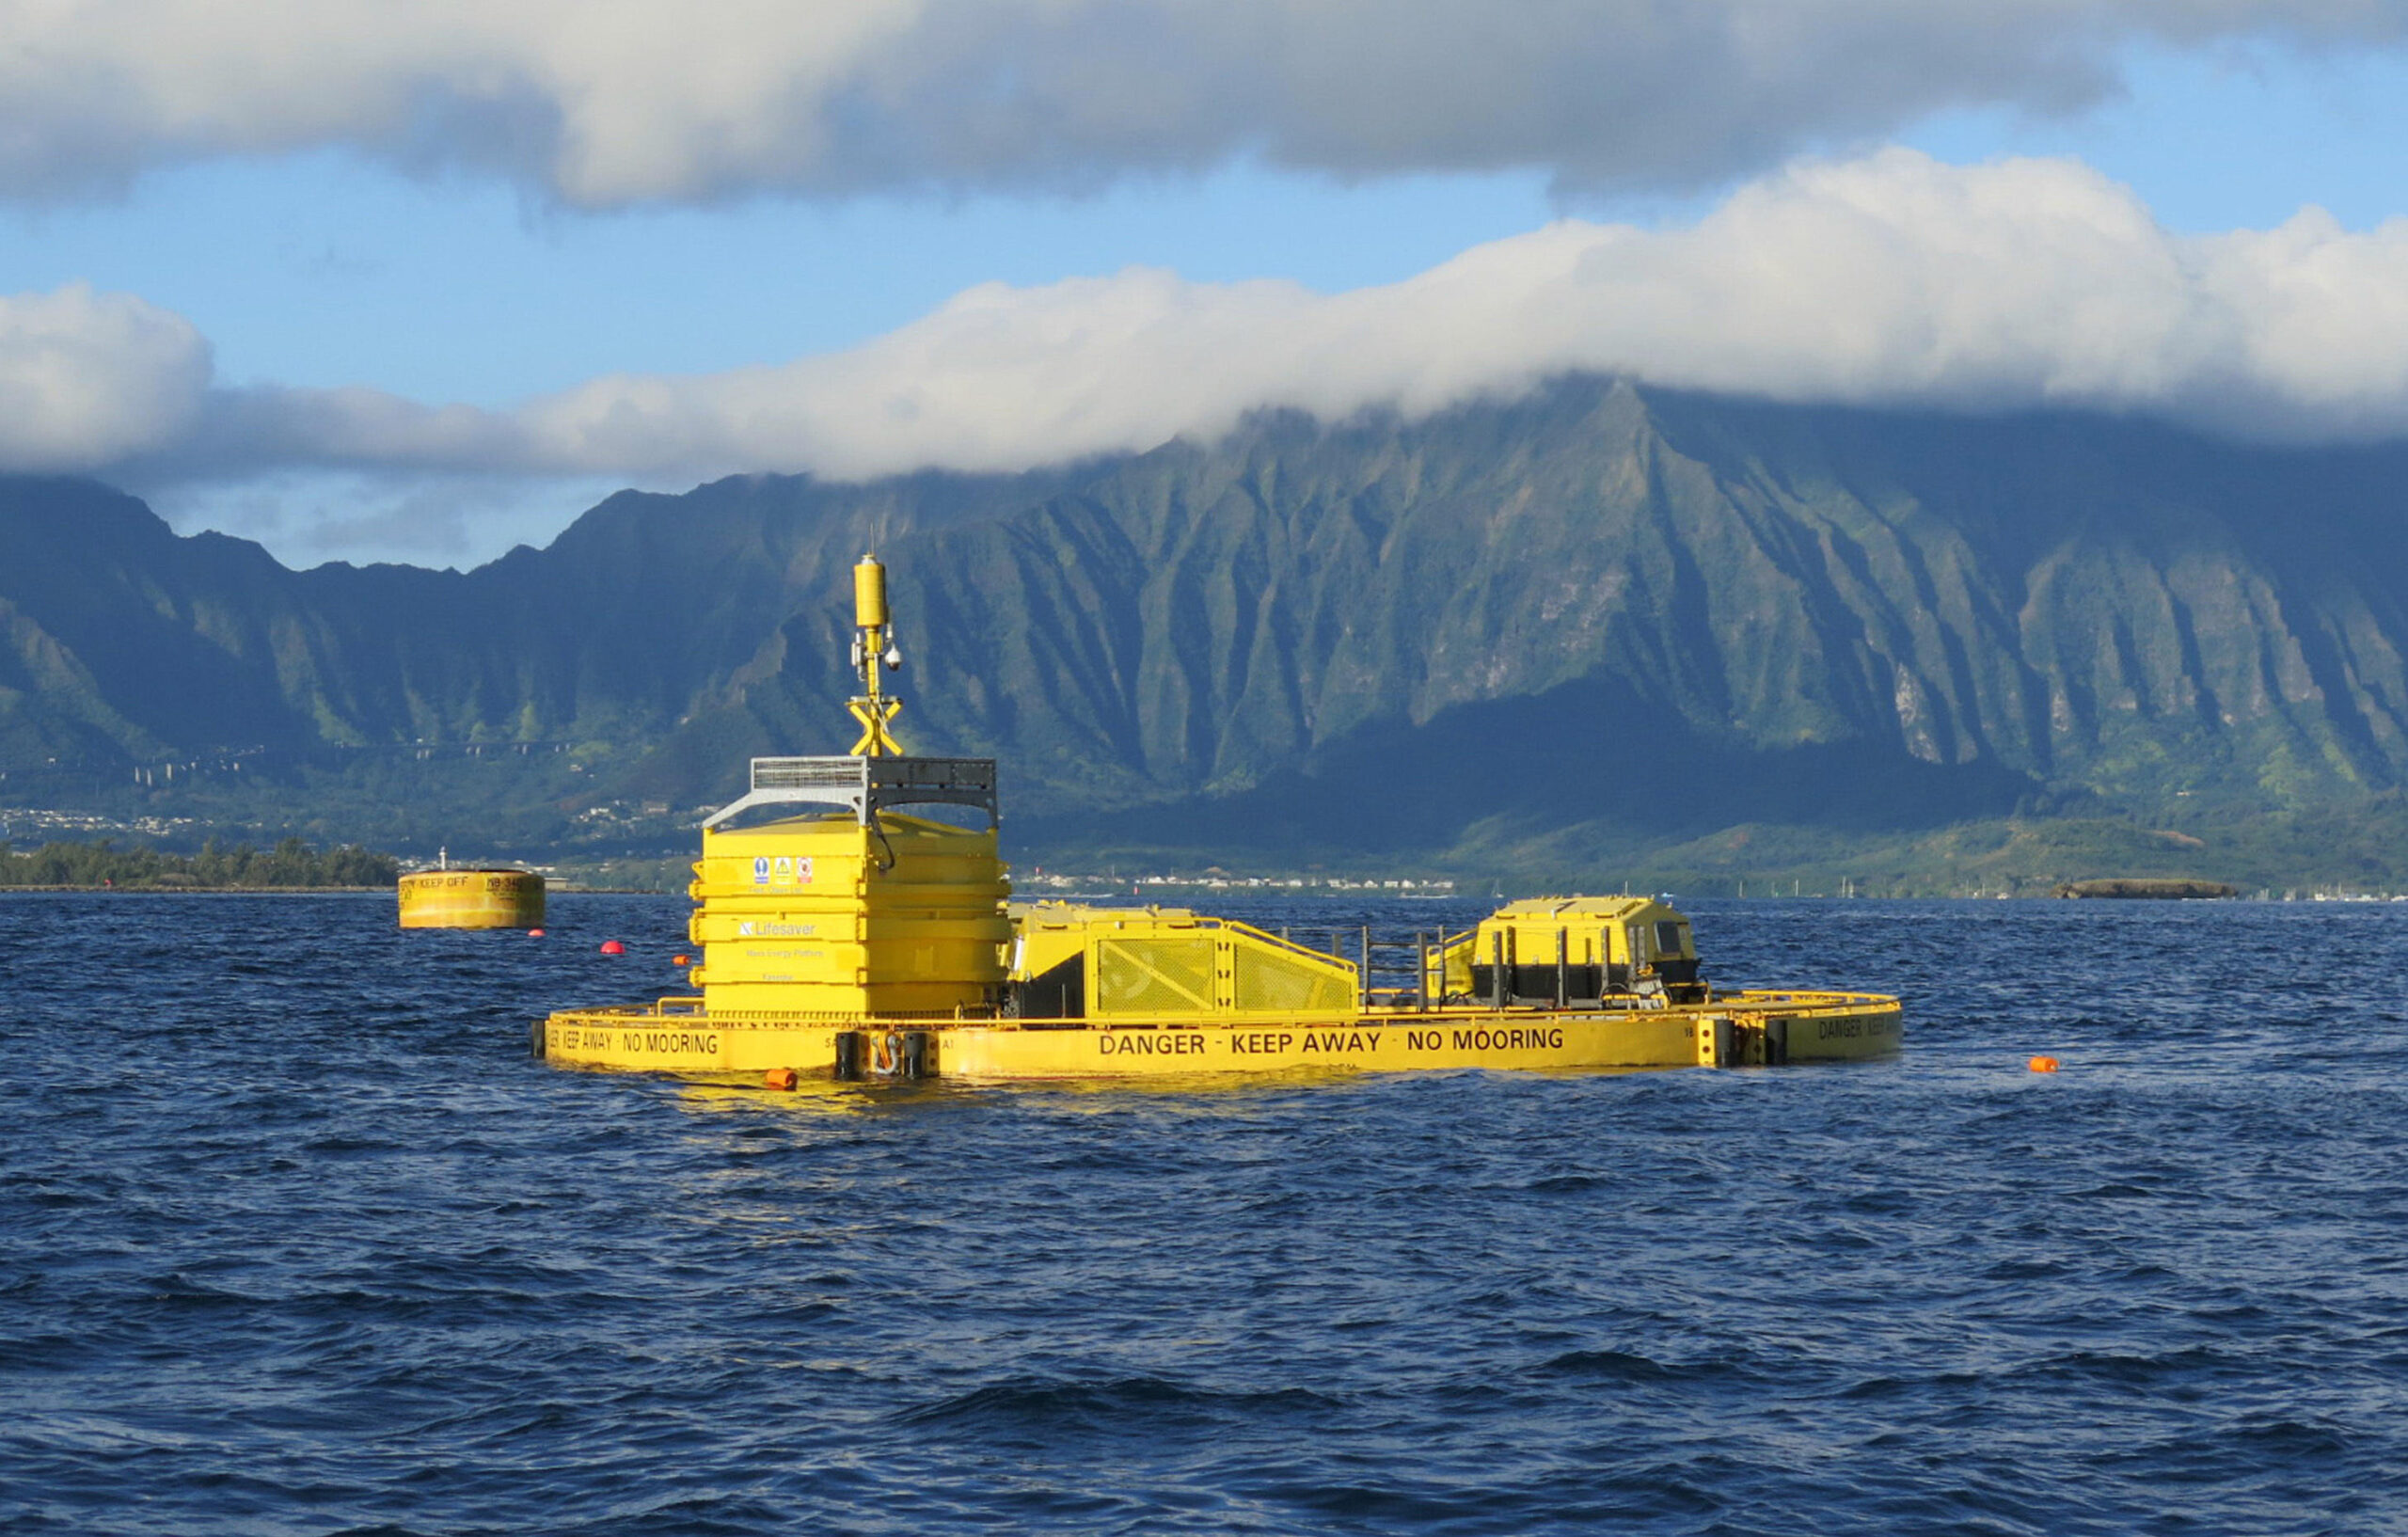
[{"xmin": 8, "ymin": 375, "xmax": 2408, "ymax": 888}]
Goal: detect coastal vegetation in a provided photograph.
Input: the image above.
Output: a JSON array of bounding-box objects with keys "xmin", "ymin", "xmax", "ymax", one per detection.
[{"xmin": 0, "ymin": 837, "xmax": 398, "ymax": 890}]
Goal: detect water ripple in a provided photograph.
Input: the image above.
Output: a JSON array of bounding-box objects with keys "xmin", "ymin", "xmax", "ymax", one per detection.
[{"xmin": 4, "ymin": 893, "xmax": 2407, "ymax": 1533}]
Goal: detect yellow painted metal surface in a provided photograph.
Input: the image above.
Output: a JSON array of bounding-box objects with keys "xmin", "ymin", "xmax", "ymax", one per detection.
[
  {"xmin": 1434, "ymin": 895, "xmax": 1703, "ymax": 1003},
  {"xmin": 1010, "ymin": 902, "xmax": 1358, "ymax": 1021},
  {"xmin": 549, "ymin": 873, "xmax": 1902, "ymax": 1085},
  {"xmin": 853, "ymin": 554, "xmax": 890, "ymax": 628},
  {"xmin": 1475, "ymin": 895, "xmax": 1692, "ymax": 967},
  {"xmin": 536, "ymin": 990, "xmax": 1902, "ymax": 1080},
  {"xmin": 398, "ymin": 868, "xmax": 545, "ymax": 929},
  {"xmin": 848, "ymin": 553, "xmax": 904, "ymax": 755},
  {"xmin": 689, "ymin": 810, "xmax": 1008, "ymax": 1017}
]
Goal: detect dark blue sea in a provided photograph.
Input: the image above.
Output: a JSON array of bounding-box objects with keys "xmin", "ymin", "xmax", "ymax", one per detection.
[{"xmin": 4, "ymin": 892, "xmax": 2404, "ymax": 1535}]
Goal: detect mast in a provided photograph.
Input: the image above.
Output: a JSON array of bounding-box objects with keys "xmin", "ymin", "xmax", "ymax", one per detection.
[
  {"xmin": 700, "ymin": 553, "xmax": 995, "ymax": 830},
  {"xmin": 847, "ymin": 552, "xmax": 905, "ymax": 756}
]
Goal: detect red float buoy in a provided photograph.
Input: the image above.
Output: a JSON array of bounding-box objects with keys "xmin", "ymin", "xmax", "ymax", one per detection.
[
  {"xmin": 673, "ymin": 953, "xmax": 691, "ymax": 966},
  {"xmin": 763, "ymin": 1067, "xmax": 800, "ymax": 1091},
  {"xmin": 599, "ymin": 940, "xmax": 626, "ymax": 955},
  {"xmin": 528, "ymin": 928, "xmax": 546, "ymax": 938}
]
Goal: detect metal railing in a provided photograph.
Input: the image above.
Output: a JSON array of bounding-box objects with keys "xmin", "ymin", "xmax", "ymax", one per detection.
[{"xmin": 704, "ymin": 754, "xmax": 999, "ymax": 828}]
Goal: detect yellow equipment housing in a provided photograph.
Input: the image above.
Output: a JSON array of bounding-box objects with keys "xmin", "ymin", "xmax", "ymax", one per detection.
[
  {"xmin": 689, "ymin": 759, "xmax": 1010, "ymax": 1019},
  {"xmin": 853, "ymin": 554, "xmax": 890, "ymax": 628},
  {"xmin": 1006, "ymin": 901, "xmax": 1359, "ymax": 1022},
  {"xmin": 1434, "ymin": 895, "xmax": 1706, "ymax": 1006}
]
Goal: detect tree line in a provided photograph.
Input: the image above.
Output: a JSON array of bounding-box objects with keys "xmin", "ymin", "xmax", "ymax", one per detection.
[{"xmin": 0, "ymin": 836, "xmax": 399, "ymax": 889}]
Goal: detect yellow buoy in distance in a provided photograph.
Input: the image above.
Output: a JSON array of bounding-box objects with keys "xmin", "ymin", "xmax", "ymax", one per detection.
[{"xmin": 398, "ymin": 867, "xmax": 545, "ymax": 929}]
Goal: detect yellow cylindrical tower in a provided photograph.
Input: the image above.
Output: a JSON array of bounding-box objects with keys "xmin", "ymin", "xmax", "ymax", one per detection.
[{"xmin": 688, "ymin": 811, "xmax": 1008, "ymax": 1017}]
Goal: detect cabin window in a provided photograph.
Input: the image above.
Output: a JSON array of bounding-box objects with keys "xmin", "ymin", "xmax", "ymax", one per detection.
[{"xmin": 1656, "ymin": 920, "xmax": 1687, "ymax": 957}]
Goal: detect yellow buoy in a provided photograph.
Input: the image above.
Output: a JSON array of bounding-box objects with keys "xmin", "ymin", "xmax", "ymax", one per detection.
[
  {"xmin": 398, "ymin": 867, "xmax": 546, "ymax": 929},
  {"xmin": 535, "ymin": 560, "xmax": 1907, "ymax": 1084}
]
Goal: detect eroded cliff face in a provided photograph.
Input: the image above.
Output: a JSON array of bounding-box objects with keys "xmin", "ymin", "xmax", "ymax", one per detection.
[
  {"xmin": 858, "ymin": 378, "xmax": 2408, "ymax": 818},
  {"xmin": 8, "ymin": 377, "xmax": 2408, "ymax": 848}
]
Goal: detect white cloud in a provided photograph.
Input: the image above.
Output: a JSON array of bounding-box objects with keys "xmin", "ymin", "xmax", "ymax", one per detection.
[
  {"xmin": 181, "ymin": 151, "xmax": 2408, "ymax": 483},
  {"xmin": 0, "ymin": 1, "xmax": 2400, "ymax": 205},
  {"xmin": 0, "ymin": 284, "xmax": 209, "ymax": 469},
  {"xmin": 53, "ymin": 150, "xmax": 2408, "ymax": 530}
]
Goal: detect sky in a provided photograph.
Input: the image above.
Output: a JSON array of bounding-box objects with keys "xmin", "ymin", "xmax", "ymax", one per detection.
[{"xmin": 7, "ymin": 3, "xmax": 2408, "ymax": 569}]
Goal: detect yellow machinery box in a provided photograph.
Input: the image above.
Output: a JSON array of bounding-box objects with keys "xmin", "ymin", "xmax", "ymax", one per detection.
[
  {"xmin": 690, "ymin": 811, "xmax": 1009, "ymax": 1017},
  {"xmin": 1007, "ymin": 902, "xmax": 1358, "ymax": 1022},
  {"xmin": 1435, "ymin": 895, "xmax": 1704, "ymax": 1005}
]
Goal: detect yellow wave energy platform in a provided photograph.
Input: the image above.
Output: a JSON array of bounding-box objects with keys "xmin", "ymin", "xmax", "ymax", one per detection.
[
  {"xmin": 537, "ymin": 553, "xmax": 1902, "ymax": 1083},
  {"xmin": 400, "ymin": 853, "xmax": 546, "ymax": 929}
]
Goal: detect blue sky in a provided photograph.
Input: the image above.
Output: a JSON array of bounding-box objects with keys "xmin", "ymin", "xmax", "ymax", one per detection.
[
  {"xmin": 2, "ymin": 156, "xmax": 1566, "ymax": 404},
  {"xmin": 4, "ymin": 6, "xmax": 2408, "ymax": 568}
]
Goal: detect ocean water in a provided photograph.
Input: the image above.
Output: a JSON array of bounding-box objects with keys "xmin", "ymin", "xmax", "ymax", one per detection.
[{"xmin": 3, "ymin": 892, "xmax": 2404, "ymax": 1535}]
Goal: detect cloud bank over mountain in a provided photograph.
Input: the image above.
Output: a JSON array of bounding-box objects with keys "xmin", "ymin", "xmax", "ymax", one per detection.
[
  {"xmin": 0, "ymin": 1, "xmax": 2400, "ymax": 207},
  {"xmin": 0, "ymin": 285, "xmax": 210, "ymax": 470},
  {"xmin": 9, "ymin": 151, "xmax": 2408, "ymax": 506}
]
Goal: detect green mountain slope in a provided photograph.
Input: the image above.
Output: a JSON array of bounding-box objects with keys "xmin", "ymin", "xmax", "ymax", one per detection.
[
  {"xmin": 894, "ymin": 379, "xmax": 2408, "ymax": 830},
  {"xmin": 8, "ymin": 376, "xmax": 2408, "ymax": 887}
]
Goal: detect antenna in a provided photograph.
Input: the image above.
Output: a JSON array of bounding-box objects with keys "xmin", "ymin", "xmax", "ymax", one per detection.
[{"xmin": 846, "ymin": 553, "xmax": 905, "ymax": 756}]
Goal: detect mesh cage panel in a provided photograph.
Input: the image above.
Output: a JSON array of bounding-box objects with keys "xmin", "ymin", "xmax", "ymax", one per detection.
[
  {"xmin": 1232, "ymin": 944, "xmax": 1354, "ymax": 1012},
  {"xmin": 1095, "ymin": 938, "xmax": 1217, "ymax": 1015}
]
